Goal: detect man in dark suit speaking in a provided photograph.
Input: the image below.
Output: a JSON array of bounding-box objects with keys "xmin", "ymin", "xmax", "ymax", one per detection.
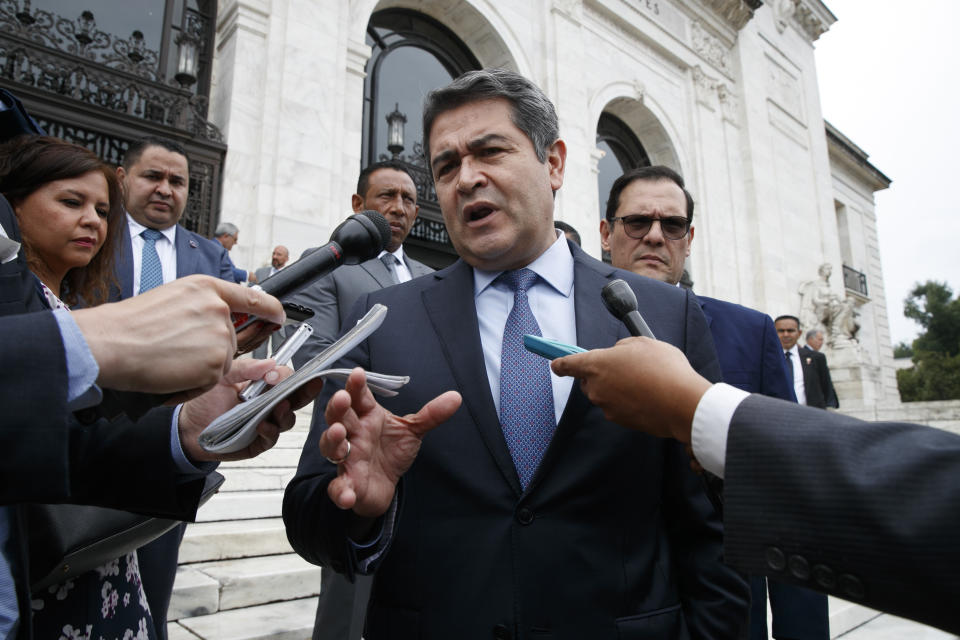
[
  {"xmin": 551, "ymin": 337, "xmax": 960, "ymax": 636},
  {"xmin": 283, "ymin": 69, "xmax": 748, "ymax": 639}
]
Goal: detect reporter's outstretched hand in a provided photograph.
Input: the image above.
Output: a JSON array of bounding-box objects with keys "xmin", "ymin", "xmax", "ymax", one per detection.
[
  {"xmin": 177, "ymin": 357, "xmax": 325, "ymax": 463},
  {"xmin": 73, "ymin": 275, "xmax": 285, "ymax": 395},
  {"xmin": 551, "ymin": 337, "xmax": 711, "ymax": 443},
  {"xmin": 321, "ymin": 368, "xmax": 461, "ymax": 519}
]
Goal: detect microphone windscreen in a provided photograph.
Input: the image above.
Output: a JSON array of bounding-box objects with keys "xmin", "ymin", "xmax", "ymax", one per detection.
[
  {"xmin": 358, "ymin": 209, "xmax": 392, "ymax": 249},
  {"xmin": 601, "ymin": 279, "xmax": 639, "ymax": 319}
]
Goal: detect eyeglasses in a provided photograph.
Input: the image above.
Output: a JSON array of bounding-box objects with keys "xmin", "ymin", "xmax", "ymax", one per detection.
[{"xmin": 610, "ymin": 215, "xmax": 690, "ymax": 240}]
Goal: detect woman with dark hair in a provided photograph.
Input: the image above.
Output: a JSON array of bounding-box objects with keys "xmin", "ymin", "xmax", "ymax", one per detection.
[
  {"xmin": 0, "ymin": 135, "xmax": 156, "ymax": 638},
  {"xmin": 0, "ymin": 135, "xmax": 123, "ymax": 307}
]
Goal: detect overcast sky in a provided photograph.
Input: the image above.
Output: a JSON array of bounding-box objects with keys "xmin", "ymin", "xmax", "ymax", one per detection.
[{"xmin": 813, "ymin": 0, "xmax": 960, "ymax": 346}]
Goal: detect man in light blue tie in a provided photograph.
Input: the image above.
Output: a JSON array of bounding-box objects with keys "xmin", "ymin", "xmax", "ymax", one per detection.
[
  {"xmin": 283, "ymin": 69, "xmax": 749, "ymax": 639},
  {"xmin": 113, "ymin": 136, "xmax": 235, "ymax": 639}
]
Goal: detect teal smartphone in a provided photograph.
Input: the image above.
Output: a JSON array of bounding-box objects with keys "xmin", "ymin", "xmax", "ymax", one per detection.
[{"xmin": 523, "ymin": 334, "xmax": 587, "ymax": 360}]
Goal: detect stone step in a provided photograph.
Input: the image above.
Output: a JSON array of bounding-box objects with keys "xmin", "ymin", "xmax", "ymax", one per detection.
[
  {"xmin": 217, "ymin": 468, "xmax": 296, "ymax": 492},
  {"xmin": 180, "ymin": 518, "xmax": 292, "ymax": 564},
  {"xmin": 172, "ymin": 597, "xmax": 318, "ymax": 640},
  {"xmin": 169, "ymin": 554, "xmax": 321, "ymax": 619},
  {"xmin": 197, "ymin": 490, "xmax": 284, "ymax": 522},
  {"xmin": 828, "ymin": 597, "xmax": 882, "ymax": 638},
  {"xmin": 221, "ymin": 448, "xmax": 302, "ymax": 469}
]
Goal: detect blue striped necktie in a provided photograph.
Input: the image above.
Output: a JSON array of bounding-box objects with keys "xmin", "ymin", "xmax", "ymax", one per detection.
[
  {"xmin": 139, "ymin": 228, "xmax": 164, "ymax": 294},
  {"xmin": 498, "ymin": 268, "xmax": 556, "ymax": 489}
]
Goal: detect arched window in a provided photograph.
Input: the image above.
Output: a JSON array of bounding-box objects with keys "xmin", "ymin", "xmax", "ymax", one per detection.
[
  {"xmin": 363, "ymin": 10, "xmax": 480, "ymax": 267},
  {"xmin": 596, "ymin": 112, "xmax": 650, "ymax": 220}
]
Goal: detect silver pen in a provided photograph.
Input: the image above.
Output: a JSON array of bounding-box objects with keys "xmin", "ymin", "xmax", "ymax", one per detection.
[{"xmin": 239, "ymin": 322, "xmax": 314, "ymax": 402}]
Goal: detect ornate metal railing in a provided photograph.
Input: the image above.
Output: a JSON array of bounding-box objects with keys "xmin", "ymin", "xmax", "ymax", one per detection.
[
  {"xmin": 0, "ymin": 2, "xmax": 221, "ymax": 142},
  {"xmin": 842, "ymin": 264, "xmax": 868, "ymax": 297},
  {"xmin": 379, "ymin": 141, "xmax": 454, "ymax": 250}
]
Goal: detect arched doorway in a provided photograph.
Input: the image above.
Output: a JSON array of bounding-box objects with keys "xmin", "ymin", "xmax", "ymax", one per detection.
[{"xmin": 362, "ymin": 8, "xmax": 480, "ymax": 267}]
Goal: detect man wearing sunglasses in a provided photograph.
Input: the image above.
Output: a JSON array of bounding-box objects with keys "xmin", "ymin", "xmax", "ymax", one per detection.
[{"xmin": 601, "ymin": 166, "xmax": 829, "ymax": 640}]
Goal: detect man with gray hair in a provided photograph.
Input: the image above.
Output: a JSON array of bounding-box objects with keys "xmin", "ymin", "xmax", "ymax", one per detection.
[
  {"xmin": 214, "ymin": 221, "xmax": 255, "ymax": 283},
  {"xmin": 805, "ymin": 328, "xmax": 824, "ymax": 351},
  {"xmin": 284, "ymin": 68, "xmax": 748, "ymax": 638}
]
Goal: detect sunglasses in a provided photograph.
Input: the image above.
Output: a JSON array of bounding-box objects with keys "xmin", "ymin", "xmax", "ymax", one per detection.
[{"xmin": 610, "ymin": 215, "xmax": 690, "ymax": 240}]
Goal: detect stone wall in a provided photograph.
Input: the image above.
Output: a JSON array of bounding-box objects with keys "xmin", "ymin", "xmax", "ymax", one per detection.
[{"xmin": 841, "ymin": 400, "xmax": 960, "ymax": 436}]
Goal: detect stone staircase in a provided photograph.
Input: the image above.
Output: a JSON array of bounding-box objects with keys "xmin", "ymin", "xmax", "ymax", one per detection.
[{"xmin": 167, "ymin": 405, "xmax": 322, "ymax": 640}]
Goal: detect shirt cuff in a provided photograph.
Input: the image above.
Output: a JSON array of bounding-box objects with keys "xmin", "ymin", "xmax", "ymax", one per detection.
[
  {"xmin": 54, "ymin": 308, "xmax": 102, "ymax": 409},
  {"xmin": 170, "ymin": 404, "xmax": 219, "ymax": 477},
  {"xmin": 691, "ymin": 383, "xmax": 749, "ymax": 480},
  {"xmin": 349, "ymin": 491, "xmax": 399, "ymax": 573}
]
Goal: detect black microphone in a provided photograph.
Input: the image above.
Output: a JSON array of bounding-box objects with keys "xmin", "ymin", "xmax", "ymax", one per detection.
[
  {"xmin": 601, "ymin": 279, "xmax": 656, "ymax": 339},
  {"xmin": 255, "ymin": 209, "xmax": 392, "ymax": 301}
]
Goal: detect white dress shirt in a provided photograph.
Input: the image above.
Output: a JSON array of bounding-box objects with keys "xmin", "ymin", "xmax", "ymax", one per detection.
[
  {"xmin": 127, "ymin": 214, "xmax": 177, "ymax": 293},
  {"xmin": 785, "ymin": 344, "xmax": 806, "ymax": 406},
  {"xmin": 473, "ymin": 232, "xmax": 576, "ymax": 424}
]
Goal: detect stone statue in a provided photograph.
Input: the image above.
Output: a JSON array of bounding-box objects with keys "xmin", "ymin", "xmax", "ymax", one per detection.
[{"xmin": 798, "ymin": 263, "xmax": 860, "ymax": 348}]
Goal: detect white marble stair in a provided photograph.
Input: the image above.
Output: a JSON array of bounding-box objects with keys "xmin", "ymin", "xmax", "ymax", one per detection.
[{"xmin": 167, "ymin": 405, "xmax": 321, "ymax": 640}]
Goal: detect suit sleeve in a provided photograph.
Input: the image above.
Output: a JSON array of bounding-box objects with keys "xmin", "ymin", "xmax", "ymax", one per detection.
[
  {"xmin": 663, "ymin": 290, "xmax": 750, "ymax": 638},
  {"xmin": 286, "ymin": 271, "xmax": 343, "ymax": 368},
  {"xmin": 283, "ymin": 292, "xmax": 375, "ymax": 577},
  {"xmin": 723, "ymin": 394, "xmax": 960, "ymax": 634},
  {"xmin": 0, "ymin": 312, "xmax": 203, "ymax": 518},
  {"xmin": 216, "ymin": 244, "xmax": 235, "ymax": 282},
  {"xmin": 759, "ymin": 314, "xmax": 798, "ymax": 402},
  {"xmin": 817, "ymin": 353, "xmax": 839, "ymax": 408}
]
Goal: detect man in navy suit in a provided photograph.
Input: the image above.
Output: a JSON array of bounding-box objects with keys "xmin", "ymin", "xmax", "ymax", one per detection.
[
  {"xmin": 113, "ymin": 136, "xmax": 233, "ymax": 299},
  {"xmin": 284, "ymin": 69, "xmax": 748, "ymax": 639},
  {"xmin": 775, "ymin": 316, "xmax": 839, "ymax": 410},
  {"xmin": 113, "ymin": 136, "xmax": 234, "ymax": 639},
  {"xmin": 601, "ymin": 166, "xmax": 829, "ymax": 640}
]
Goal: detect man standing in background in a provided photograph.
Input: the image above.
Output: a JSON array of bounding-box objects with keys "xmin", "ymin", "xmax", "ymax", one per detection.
[
  {"xmin": 777, "ymin": 315, "xmax": 839, "ymax": 409},
  {"xmin": 600, "ymin": 165, "xmax": 828, "ymax": 640},
  {"xmin": 286, "ymin": 160, "xmax": 431, "ymax": 640},
  {"xmin": 114, "ymin": 136, "xmax": 236, "ymax": 640}
]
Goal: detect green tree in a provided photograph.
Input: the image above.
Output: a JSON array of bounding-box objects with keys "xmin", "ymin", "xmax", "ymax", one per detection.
[
  {"xmin": 897, "ymin": 281, "xmax": 960, "ymax": 401},
  {"xmin": 893, "ymin": 341, "xmax": 913, "ymax": 358}
]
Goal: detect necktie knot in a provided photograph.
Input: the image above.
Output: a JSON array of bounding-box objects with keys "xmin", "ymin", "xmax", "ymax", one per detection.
[
  {"xmin": 501, "ymin": 268, "xmax": 539, "ymax": 294},
  {"xmin": 142, "ymin": 228, "xmax": 164, "ymax": 243},
  {"xmin": 380, "ymin": 253, "xmax": 399, "ymax": 284}
]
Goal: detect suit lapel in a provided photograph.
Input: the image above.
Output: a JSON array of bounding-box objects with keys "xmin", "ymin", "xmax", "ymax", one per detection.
[
  {"xmin": 174, "ymin": 226, "xmax": 198, "ymax": 279},
  {"xmin": 407, "ymin": 258, "xmax": 433, "ymax": 279},
  {"xmin": 114, "ymin": 222, "xmax": 135, "ymax": 300},
  {"xmin": 359, "ymin": 257, "xmax": 396, "ymax": 289},
  {"xmin": 422, "ymin": 260, "xmax": 522, "ymax": 494},
  {"xmin": 697, "ymin": 295, "xmax": 714, "ymax": 329}
]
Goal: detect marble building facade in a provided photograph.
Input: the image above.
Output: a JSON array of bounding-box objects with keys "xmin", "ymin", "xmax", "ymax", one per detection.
[{"xmin": 209, "ymin": 0, "xmax": 898, "ymax": 409}]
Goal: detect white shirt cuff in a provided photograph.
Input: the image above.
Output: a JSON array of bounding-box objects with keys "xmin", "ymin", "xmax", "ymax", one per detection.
[{"xmin": 691, "ymin": 383, "xmax": 749, "ymax": 479}]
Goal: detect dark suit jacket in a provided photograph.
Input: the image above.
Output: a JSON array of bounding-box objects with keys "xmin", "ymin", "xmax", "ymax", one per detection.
[
  {"xmin": 112, "ymin": 220, "xmax": 234, "ymax": 299},
  {"xmin": 0, "ymin": 196, "xmax": 206, "ymax": 639},
  {"xmin": 697, "ymin": 296, "xmax": 796, "ymax": 402},
  {"xmin": 723, "ymin": 393, "xmax": 960, "ymax": 635},
  {"xmin": 287, "ymin": 252, "xmax": 433, "ymax": 367},
  {"xmin": 797, "ymin": 346, "xmax": 838, "ymax": 409},
  {"xmin": 284, "ymin": 243, "xmax": 749, "ymax": 639}
]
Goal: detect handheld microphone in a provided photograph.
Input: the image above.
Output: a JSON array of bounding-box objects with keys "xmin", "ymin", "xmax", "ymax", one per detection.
[
  {"xmin": 255, "ymin": 209, "xmax": 392, "ymax": 301},
  {"xmin": 233, "ymin": 210, "xmax": 391, "ymax": 332},
  {"xmin": 601, "ymin": 279, "xmax": 656, "ymax": 339}
]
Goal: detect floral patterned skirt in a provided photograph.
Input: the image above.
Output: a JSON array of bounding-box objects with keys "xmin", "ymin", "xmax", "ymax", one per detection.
[{"xmin": 31, "ymin": 551, "xmax": 155, "ymax": 640}]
